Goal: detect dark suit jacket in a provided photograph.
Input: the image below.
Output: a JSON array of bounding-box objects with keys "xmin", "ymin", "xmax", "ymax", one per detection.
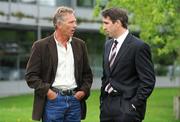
[
  {"xmin": 25, "ymin": 34, "xmax": 93, "ymax": 121},
  {"xmin": 101, "ymin": 33, "xmax": 155, "ymax": 120}
]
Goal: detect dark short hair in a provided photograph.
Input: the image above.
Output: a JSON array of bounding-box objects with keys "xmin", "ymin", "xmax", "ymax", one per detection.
[{"xmin": 101, "ymin": 8, "xmax": 128, "ymax": 29}]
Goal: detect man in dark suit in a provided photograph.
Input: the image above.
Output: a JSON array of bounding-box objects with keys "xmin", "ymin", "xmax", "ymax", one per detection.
[
  {"xmin": 100, "ymin": 8, "xmax": 156, "ymax": 122},
  {"xmin": 25, "ymin": 6, "xmax": 93, "ymax": 122}
]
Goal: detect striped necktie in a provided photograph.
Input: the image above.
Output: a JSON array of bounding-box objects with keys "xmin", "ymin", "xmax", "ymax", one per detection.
[
  {"xmin": 109, "ymin": 40, "xmax": 118, "ymax": 68},
  {"xmin": 105, "ymin": 40, "xmax": 118, "ymax": 94}
]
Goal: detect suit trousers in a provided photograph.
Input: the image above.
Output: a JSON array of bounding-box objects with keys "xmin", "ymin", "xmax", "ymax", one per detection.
[
  {"xmin": 100, "ymin": 95, "xmax": 141, "ymax": 122},
  {"xmin": 43, "ymin": 94, "xmax": 81, "ymax": 122}
]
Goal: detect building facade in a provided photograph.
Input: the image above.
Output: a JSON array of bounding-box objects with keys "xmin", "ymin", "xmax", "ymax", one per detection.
[{"xmin": 0, "ymin": 0, "xmax": 104, "ymax": 81}]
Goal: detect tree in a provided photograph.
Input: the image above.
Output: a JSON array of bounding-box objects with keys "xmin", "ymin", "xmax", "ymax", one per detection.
[{"xmin": 94, "ymin": 0, "xmax": 180, "ymax": 71}]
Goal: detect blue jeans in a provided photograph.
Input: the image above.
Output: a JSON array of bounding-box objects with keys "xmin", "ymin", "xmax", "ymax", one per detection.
[{"xmin": 43, "ymin": 94, "xmax": 81, "ymax": 122}]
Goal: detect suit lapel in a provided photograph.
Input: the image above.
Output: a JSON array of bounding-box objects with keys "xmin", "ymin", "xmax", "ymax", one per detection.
[
  {"xmin": 71, "ymin": 38, "xmax": 79, "ymax": 81},
  {"xmin": 104, "ymin": 39, "xmax": 113, "ymax": 74},
  {"xmin": 110, "ymin": 34, "xmax": 132, "ymax": 72},
  {"xmin": 48, "ymin": 35, "xmax": 58, "ymax": 76}
]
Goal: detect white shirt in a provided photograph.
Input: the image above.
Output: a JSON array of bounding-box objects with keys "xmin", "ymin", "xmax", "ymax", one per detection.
[
  {"xmin": 109, "ymin": 30, "xmax": 129, "ymax": 61},
  {"xmin": 52, "ymin": 35, "xmax": 77, "ymax": 90}
]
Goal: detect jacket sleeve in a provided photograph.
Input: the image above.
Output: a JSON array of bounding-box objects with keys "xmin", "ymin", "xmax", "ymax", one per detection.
[
  {"xmin": 25, "ymin": 42, "xmax": 50, "ymax": 97},
  {"xmin": 131, "ymin": 43, "xmax": 156, "ymax": 107},
  {"xmin": 79, "ymin": 42, "xmax": 93, "ymax": 100}
]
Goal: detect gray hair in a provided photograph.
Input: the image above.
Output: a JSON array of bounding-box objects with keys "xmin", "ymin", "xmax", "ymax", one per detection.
[{"xmin": 53, "ymin": 6, "xmax": 74, "ymax": 29}]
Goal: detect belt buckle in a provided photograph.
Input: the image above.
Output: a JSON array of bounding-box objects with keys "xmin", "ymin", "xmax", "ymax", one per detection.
[
  {"xmin": 60, "ymin": 90, "xmax": 67, "ymax": 96},
  {"xmin": 61, "ymin": 89, "xmax": 74, "ymax": 96}
]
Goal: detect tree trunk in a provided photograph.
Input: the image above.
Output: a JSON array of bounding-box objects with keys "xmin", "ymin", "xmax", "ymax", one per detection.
[{"xmin": 174, "ymin": 96, "xmax": 180, "ymax": 120}]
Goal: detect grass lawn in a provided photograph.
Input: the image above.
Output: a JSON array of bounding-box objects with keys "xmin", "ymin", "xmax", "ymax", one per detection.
[{"xmin": 0, "ymin": 88, "xmax": 180, "ymax": 122}]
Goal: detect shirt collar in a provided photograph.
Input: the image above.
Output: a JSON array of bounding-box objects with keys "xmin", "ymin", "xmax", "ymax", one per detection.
[
  {"xmin": 54, "ymin": 32, "xmax": 72, "ymax": 46},
  {"xmin": 114, "ymin": 29, "xmax": 129, "ymax": 43}
]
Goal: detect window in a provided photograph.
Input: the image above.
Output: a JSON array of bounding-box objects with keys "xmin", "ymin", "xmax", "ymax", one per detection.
[
  {"xmin": 20, "ymin": 0, "xmax": 36, "ymax": 4},
  {"xmin": 39, "ymin": 0, "xmax": 55, "ymax": 6},
  {"xmin": 0, "ymin": 29, "xmax": 35, "ymax": 81},
  {"xmin": 77, "ymin": 0, "xmax": 94, "ymax": 8}
]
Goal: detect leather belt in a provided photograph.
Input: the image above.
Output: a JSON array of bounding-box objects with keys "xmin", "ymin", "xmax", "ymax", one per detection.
[{"xmin": 51, "ymin": 87, "xmax": 76, "ymax": 96}]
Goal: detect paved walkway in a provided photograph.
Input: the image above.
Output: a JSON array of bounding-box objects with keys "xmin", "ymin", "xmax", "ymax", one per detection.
[{"xmin": 0, "ymin": 76, "xmax": 179, "ymax": 98}]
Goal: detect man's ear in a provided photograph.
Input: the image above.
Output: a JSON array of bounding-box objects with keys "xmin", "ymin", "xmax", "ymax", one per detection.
[
  {"xmin": 56, "ymin": 22, "xmax": 62, "ymax": 29},
  {"xmin": 116, "ymin": 20, "xmax": 122, "ymax": 26},
  {"xmin": 115, "ymin": 20, "xmax": 122, "ymax": 27}
]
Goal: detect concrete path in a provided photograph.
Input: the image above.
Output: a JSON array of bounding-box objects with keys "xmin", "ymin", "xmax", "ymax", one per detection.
[{"xmin": 0, "ymin": 76, "xmax": 179, "ymax": 98}]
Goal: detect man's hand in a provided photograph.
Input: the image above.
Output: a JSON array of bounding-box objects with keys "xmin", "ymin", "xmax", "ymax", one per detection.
[
  {"xmin": 47, "ymin": 89, "xmax": 57, "ymax": 100},
  {"xmin": 74, "ymin": 91, "xmax": 85, "ymax": 100}
]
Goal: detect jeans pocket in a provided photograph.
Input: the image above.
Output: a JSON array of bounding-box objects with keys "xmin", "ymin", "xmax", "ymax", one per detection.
[
  {"xmin": 47, "ymin": 93, "xmax": 58, "ymax": 102},
  {"xmin": 73, "ymin": 96, "xmax": 80, "ymax": 101}
]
